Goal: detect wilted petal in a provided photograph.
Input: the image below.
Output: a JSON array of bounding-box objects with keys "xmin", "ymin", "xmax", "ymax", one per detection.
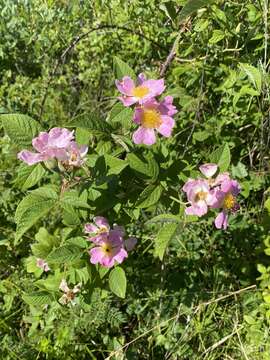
[
  {"xmin": 59, "ymin": 279, "xmax": 69, "ymax": 293},
  {"xmin": 125, "ymin": 237, "xmax": 137, "ymax": 251}
]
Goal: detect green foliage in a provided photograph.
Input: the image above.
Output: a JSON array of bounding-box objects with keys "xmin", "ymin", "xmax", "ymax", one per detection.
[
  {"xmin": 109, "ymin": 267, "xmax": 127, "ymax": 298},
  {"xmin": 0, "ymin": 0, "xmax": 270, "ymax": 359},
  {"xmin": 0, "ymin": 114, "xmax": 41, "ymax": 146}
]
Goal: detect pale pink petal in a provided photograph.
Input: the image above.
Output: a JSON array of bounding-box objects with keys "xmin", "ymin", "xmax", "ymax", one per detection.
[
  {"xmin": 183, "ymin": 179, "xmax": 196, "ymax": 193},
  {"xmin": 214, "ymin": 211, "xmax": 228, "ymax": 229},
  {"xmin": 17, "ymin": 150, "xmax": 45, "ymax": 165},
  {"xmin": 137, "ymin": 73, "xmax": 146, "ymax": 85},
  {"xmin": 114, "ymin": 248, "xmax": 128, "ymax": 264},
  {"xmin": 186, "ymin": 202, "xmax": 208, "ymax": 217},
  {"xmin": 143, "ymin": 79, "xmax": 165, "ymax": 96},
  {"xmin": 132, "ymin": 127, "xmax": 156, "ymax": 146},
  {"xmin": 118, "ymin": 96, "xmax": 138, "ymax": 107},
  {"xmin": 157, "ymin": 116, "xmax": 175, "ymax": 137},
  {"xmin": 94, "ymin": 216, "xmax": 110, "ymax": 229},
  {"xmin": 89, "ymin": 247, "xmax": 105, "ymax": 264},
  {"xmin": 133, "ymin": 108, "xmax": 143, "ymax": 124},
  {"xmin": 84, "ymin": 223, "xmax": 98, "ymax": 233},
  {"xmin": 115, "ymin": 77, "xmax": 135, "ymax": 95},
  {"xmin": 101, "ymin": 255, "xmax": 115, "ymax": 268},
  {"xmin": 79, "ymin": 145, "xmax": 88, "ymax": 158},
  {"xmin": 44, "ymin": 263, "xmax": 50, "ymax": 272},
  {"xmin": 213, "ymin": 172, "xmax": 230, "ymax": 186},
  {"xmin": 59, "ymin": 279, "xmax": 69, "ymax": 293},
  {"xmin": 48, "ymin": 128, "xmax": 74, "ymax": 148},
  {"xmin": 199, "ymin": 163, "xmax": 218, "ymax": 178},
  {"xmin": 32, "ymin": 132, "xmax": 49, "ymax": 152},
  {"xmin": 159, "ymin": 96, "xmax": 178, "ymax": 116},
  {"xmin": 125, "ymin": 237, "xmax": 137, "ymax": 251},
  {"xmin": 73, "ymin": 283, "xmax": 81, "ymax": 294}
]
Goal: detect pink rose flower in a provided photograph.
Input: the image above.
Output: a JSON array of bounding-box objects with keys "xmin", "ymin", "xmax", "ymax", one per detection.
[
  {"xmin": 183, "ymin": 179, "xmax": 216, "ymax": 217},
  {"xmin": 18, "ymin": 128, "xmax": 74, "ymax": 165},
  {"xmin": 115, "ymin": 73, "xmax": 165, "ymax": 107},
  {"xmin": 86, "ymin": 220, "xmax": 137, "ymax": 268},
  {"xmin": 84, "ymin": 216, "xmax": 110, "ymax": 243},
  {"xmin": 63, "ymin": 141, "xmax": 88, "ymax": 168},
  {"xmin": 132, "ymin": 98, "xmax": 176, "ymax": 146},
  {"xmin": 212, "ymin": 179, "xmax": 241, "ymax": 230}
]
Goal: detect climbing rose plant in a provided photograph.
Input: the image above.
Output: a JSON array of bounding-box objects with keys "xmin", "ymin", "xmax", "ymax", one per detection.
[{"xmin": 1, "ymin": 59, "xmax": 242, "ymax": 303}]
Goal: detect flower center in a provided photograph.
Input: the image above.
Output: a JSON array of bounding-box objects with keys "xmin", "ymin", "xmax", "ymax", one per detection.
[
  {"xmin": 141, "ymin": 109, "xmax": 162, "ymax": 129},
  {"xmin": 195, "ymin": 191, "xmax": 207, "ymax": 202},
  {"xmin": 102, "ymin": 243, "xmax": 113, "ymax": 255},
  {"xmin": 132, "ymin": 85, "xmax": 149, "ymax": 98},
  {"xmin": 70, "ymin": 152, "xmax": 78, "ymax": 162},
  {"xmin": 223, "ymin": 193, "xmax": 235, "ymax": 210},
  {"xmin": 97, "ymin": 226, "xmax": 108, "ymax": 234}
]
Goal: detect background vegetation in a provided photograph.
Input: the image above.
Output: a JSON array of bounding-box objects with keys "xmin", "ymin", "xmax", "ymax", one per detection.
[{"xmin": 1, "ymin": 0, "xmax": 270, "ymax": 359}]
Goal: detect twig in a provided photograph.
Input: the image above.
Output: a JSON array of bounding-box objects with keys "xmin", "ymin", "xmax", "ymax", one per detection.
[
  {"xmin": 38, "ymin": 24, "xmax": 166, "ymax": 120},
  {"xmin": 202, "ymin": 325, "xmax": 241, "ymax": 356},
  {"xmin": 159, "ymin": 33, "xmax": 181, "ymax": 77}
]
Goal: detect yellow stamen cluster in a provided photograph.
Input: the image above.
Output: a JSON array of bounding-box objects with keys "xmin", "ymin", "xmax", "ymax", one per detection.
[
  {"xmin": 141, "ymin": 109, "xmax": 162, "ymax": 129},
  {"xmin": 132, "ymin": 85, "xmax": 149, "ymax": 98},
  {"xmin": 223, "ymin": 193, "xmax": 235, "ymax": 210}
]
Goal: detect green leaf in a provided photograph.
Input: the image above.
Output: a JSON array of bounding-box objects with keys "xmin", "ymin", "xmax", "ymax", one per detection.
[
  {"xmin": 146, "ymin": 213, "xmax": 182, "ymax": 224},
  {"xmin": 47, "ymin": 245, "xmax": 82, "ymax": 263},
  {"xmin": 113, "ymin": 56, "xmax": 136, "ymax": 80},
  {"xmin": 154, "ymin": 223, "xmax": 178, "ymax": 260},
  {"xmin": 178, "ymin": 0, "xmax": 214, "ymax": 23},
  {"xmin": 14, "ymin": 163, "xmax": 46, "ymax": 190},
  {"xmin": 104, "ymin": 154, "xmax": 128, "ymax": 175},
  {"xmin": 60, "ymin": 190, "xmax": 90, "ymax": 209},
  {"xmin": 193, "ymin": 130, "xmax": 210, "ymax": 142},
  {"xmin": 15, "ymin": 187, "xmax": 58, "ymax": 243},
  {"xmin": 127, "ymin": 153, "xmax": 159, "ymax": 179},
  {"xmin": 108, "ymin": 102, "xmax": 133, "ymax": 128},
  {"xmin": 22, "ymin": 291, "xmax": 53, "ymax": 306},
  {"xmin": 67, "ymin": 113, "xmax": 112, "ymax": 136},
  {"xmin": 210, "ymin": 143, "xmax": 231, "ymax": 172},
  {"xmin": 264, "ymin": 198, "xmax": 270, "ymax": 214},
  {"xmin": 65, "ymin": 236, "xmax": 89, "ymax": 248},
  {"xmin": 0, "ymin": 114, "xmax": 41, "ymax": 147},
  {"xmin": 209, "ymin": 30, "xmax": 225, "ymax": 44},
  {"xmin": 127, "ymin": 153, "xmax": 149, "ymax": 176},
  {"xmin": 231, "ymin": 162, "xmax": 248, "ymax": 178},
  {"xmin": 136, "ymin": 185, "xmax": 163, "ymax": 208},
  {"xmin": 239, "ymin": 63, "xmax": 262, "ymax": 92},
  {"xmin": 31, "ymin": 227, "xmax": 59, "ymax": 258},
  {"xmin": 109, "ymin": 267, "xmax": 127, "ymax": 298}
]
